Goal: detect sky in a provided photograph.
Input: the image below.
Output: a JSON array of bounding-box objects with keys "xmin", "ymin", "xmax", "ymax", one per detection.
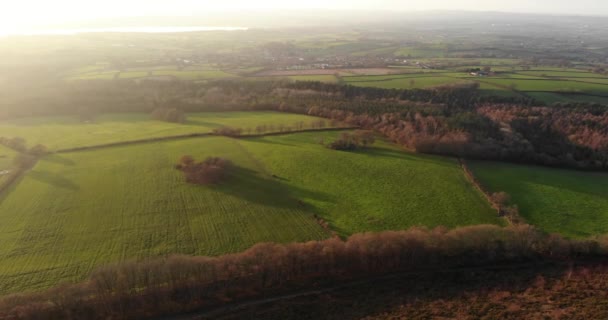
[{"xmin": 2, "ymin": 0, "xmax": 608, "ymax": 32}]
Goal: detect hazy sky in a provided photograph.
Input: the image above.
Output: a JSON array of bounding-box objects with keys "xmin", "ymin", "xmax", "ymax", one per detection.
[{"xmin": 2, "ymin": 0, "xmax": 608, "ymax": 31}]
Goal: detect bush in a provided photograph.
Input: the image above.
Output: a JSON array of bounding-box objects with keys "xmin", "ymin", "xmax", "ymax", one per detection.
[
  {"xmin": 177, "ymin": 156, "xmax": 232, "ymax": 185},
  {"xmin": 151, "ymin": 107, "xmax": 186, "ymax": 123},
  {"xmin": 29, "ymin": 144, "xmax": 48, "ymax": 156},
  {"xmin": 212, "ymin": 126, "xmax": 243, "ymax": 137},
  {"xmin": 328, "ymin": 131, "xmax": 376, "ymax": 151}
]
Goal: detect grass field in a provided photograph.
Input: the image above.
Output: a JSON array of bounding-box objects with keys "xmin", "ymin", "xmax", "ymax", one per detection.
[
  {"xmin": 478, "ymin": 78, "xmax": 608, "ymax": 94},
  {"xmin": 344, "ymin": 75, "xmax": 472, "ymax": 89},
  {"xmin": 118, "ymin": 71, "xmax": 149, "ymax": 79},
  {"xmin": 288, "ymin": 75, "xmax": 339, "ymax": 83},
  {"xmin": 526, "ymin": 92, "xmax": 608, "ymax": 104},
  {"xmin": 152, "ymin": 70, "xmax": 235, "ymax": 80},
  {"xmin": 515, "ymin": 70, "xmax": 599, "ymax": 78},
  {"xmin": 0, "ymin": 112, "xmax": 335, "ymax": 150},
  {"xmin": 0, "ymin": 131, "xmax": 500, "ymax": 294},
  {"xmin": 69, "ymin": 72, "xmax": 118, "ymax": 80},
  {"xmin": 470, "ymin": 161, "xmax": 608, "ymax": 238},
  {"xmin": 240, "ymin": 132, "xmax": 500, "ymax": 235}
]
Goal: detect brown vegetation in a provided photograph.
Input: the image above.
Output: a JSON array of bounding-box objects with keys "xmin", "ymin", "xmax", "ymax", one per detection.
[
  {"xmin": 151, "ymin": 107, "xmax": 186, "ymax": 123},
  {"xmin": 212, "ymin": 126, "xmax": 243, "ymax": 137},
  {"xmin": 218, "ymin": 263, "xmax": 608, "ymax": 320},
  {"xmin": 0, "ymin": 225, "xmax": 606, "ymax": 319},
  {"xmin": 327, "ymin": 130, "xmax": 375, "ymax": 150}
]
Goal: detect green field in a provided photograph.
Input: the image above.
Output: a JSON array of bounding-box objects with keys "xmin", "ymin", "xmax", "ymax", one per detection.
[
  {"xmin": 479, "ymin": 78, "xmax": 608, "ymax": 94},
  {"xmin": 515, "ymin": 70, "xmax": 598, "ymax": 78},
  {"xmin": 118, "ymin": 71, "xmax": 149, "ymax": 79},
  {"xmin": 240, "ymin": 132, "xmax": 500, "ymax": 235},
  {"xmin": 0, "ymin": 131, "xmax": 500, "ymax": 294},
  {"xmin": 69, "ymin": 72, "xmax": 118, "ymax": 80},
  {"xmin": 344, "ymin": 75, "xmax": 472, "ymax": 89},
  {"xmin": 153, "ymin": 70, "xmax": 236, "ymax": 80},
  {"xmin": 470, "ymin": 161, "xmax": 608, "ymax": 238},
  {"xmin": 288, "ymin": 75, "xmax": 339, "ymax": 83},
  {"xmin": 526, "ymin": 92, "xmax": 608, "ymax": 104},
  {"xmin": 0, "ymin": 112, "xmax": 335, "ymax": 150}
]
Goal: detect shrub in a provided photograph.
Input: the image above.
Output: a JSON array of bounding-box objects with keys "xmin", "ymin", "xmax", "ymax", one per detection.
[
  {"xmin": 328, "ymin": 131, "xmax": 376, "ymax": 151},
  {"xmin": 151, "ymin": 107, "xmax": 186, "ymax": 123},
  {"xmin": 212, "ymin": 126, "xmax": 243, "ymax": 137},
  {"xmin": 29, "ymin": 144, "xmax": 48, "ymax": 156},
  {"xmin": 177, "ymin": 156, "xmax": 232, "ymax": 185}
]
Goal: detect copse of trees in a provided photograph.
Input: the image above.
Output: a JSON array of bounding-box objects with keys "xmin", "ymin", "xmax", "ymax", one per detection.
[
  {"xmin": 151, "ymin": 107, "xmax": 186, "ymax": 123},
  {"xmin": 1, "ymin": 224, "xmax": 606, "ymax": 320},
  {"xmin": 212, "ymin": 126, "xmax": 243, "ymax": 137},
  {"xmin": 327, "ymin": 130, "xmax": 376, "ymax": 151},
  {"xmin": 176, "ymin": 156, "xmax": 232, "ymax": 185}
]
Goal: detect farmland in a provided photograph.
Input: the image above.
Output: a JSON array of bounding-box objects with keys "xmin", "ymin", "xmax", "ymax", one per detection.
[
  {"xmin": 343, "ymin": 74, "xmax": 473, "ymax": 89},
  {"xmin": 0, "ymin": 112, "xmax": 336, "ymax": 150},
  {"xmin": 0, "ymin": 130, "xmax": 500, "ymax": 294},
  {"xmin": 470, "ymin": 161, "xmax": 608, "ymax": 238},
  {"xmin": 61, "ymin": 55, "xmax": 608, "ymax": 105}
]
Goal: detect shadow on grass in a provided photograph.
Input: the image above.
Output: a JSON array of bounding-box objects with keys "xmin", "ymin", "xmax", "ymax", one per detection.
[
  {"xmin": 183, "ymin": 119, "xmax": 218, "ymax": 127},
  {"xmin": 208, "ymin": 165, "xmax": 334, "ymax": 211},
  {"xmin": 29, "ymin": 170, "xmax": 79, "ymax": 190},
  {"xmin": 342, "ymin": 146, "xmax": 457, "ymax": 168},
  {"xmin": 40, "ymin": 154, "xmax": 76, "ymax": 166},
  {"xmin": 243, "ymin": 137, "xmax": 297, "ymax": 147}
]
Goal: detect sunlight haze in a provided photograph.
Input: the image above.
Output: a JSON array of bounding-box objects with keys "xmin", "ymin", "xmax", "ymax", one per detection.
[{"xmin": 2, "ymin": 0, "xmax": 608, "ymax": 34}]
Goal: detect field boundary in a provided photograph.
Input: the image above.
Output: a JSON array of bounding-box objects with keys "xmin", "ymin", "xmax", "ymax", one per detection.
[
  {"xmin": 55, "ymin": 127, "xmax": 358, "ymax": 154},
  {"xmin": 459, "ymin": 159, "xmax": 527, "ymax": 225},
  {"xmin": 0, "ymin": 168, "xmax": 26, "ymax": 196},
  {"xmin": 458, "ymin": 159, "xmax": 503, "ymax": 218}
]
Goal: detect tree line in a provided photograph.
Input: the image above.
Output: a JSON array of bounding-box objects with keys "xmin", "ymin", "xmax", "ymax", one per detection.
[{"xmin": 1, "ymin": 224, "xmax": 606, "ymax": 319}]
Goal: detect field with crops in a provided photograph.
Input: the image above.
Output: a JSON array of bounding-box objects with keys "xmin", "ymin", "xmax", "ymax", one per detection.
[
  {"xmin": 0, "ymin": 112, "xmax": 335, "ymax": 151},
  {"xmin": 0, "ymin": 130, "xmax": 500, "ymax": 294},
  {"xmin": 470, "ymin": 161, "xmax": 608, "ymax": 238}
]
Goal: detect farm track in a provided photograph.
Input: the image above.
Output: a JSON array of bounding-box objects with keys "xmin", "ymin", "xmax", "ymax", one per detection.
[{"xmin": 54, "ymin": 127, "xmax": 358, "ymax": 154}]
